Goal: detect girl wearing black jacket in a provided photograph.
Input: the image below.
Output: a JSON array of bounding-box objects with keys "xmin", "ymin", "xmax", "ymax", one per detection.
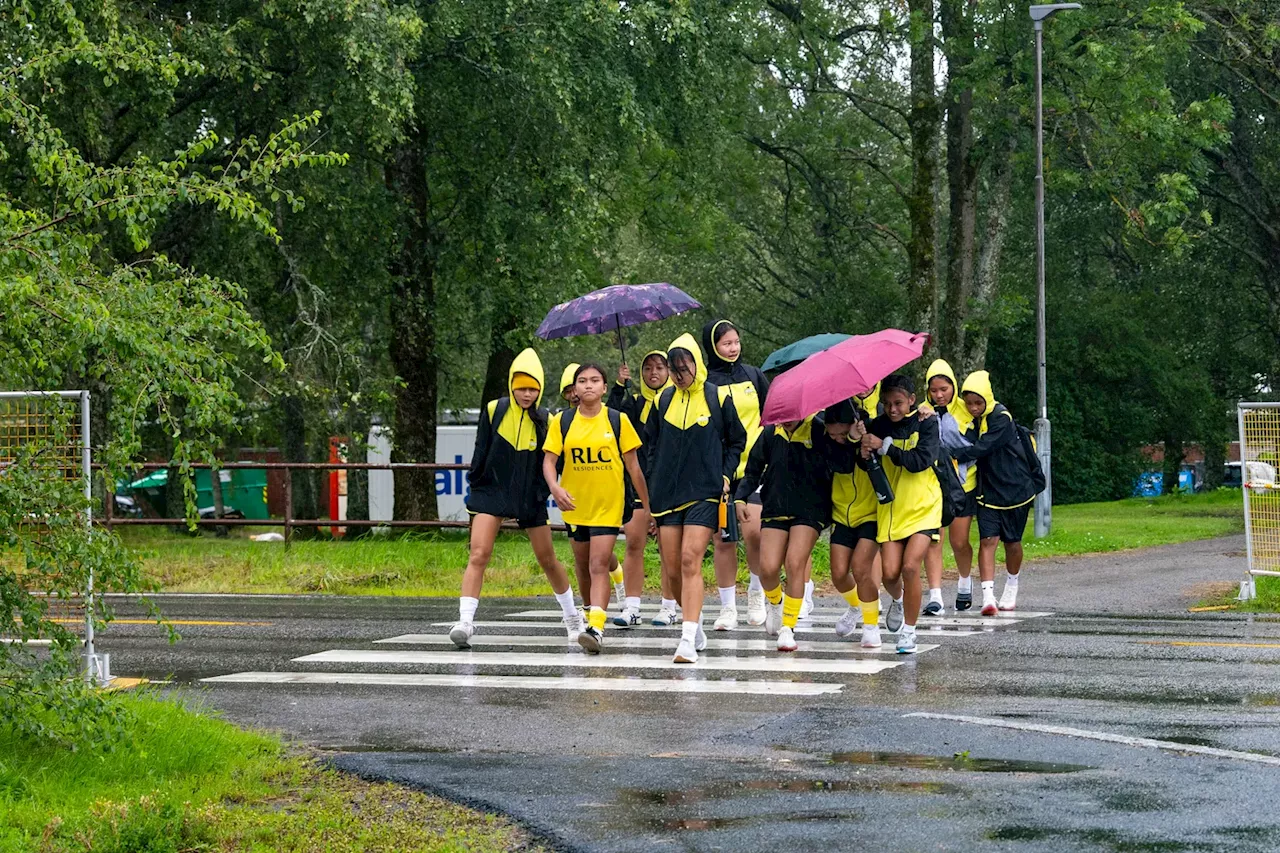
[
  {"xmin": 451, "ymin": 348, "xmax": 581, "ymax": 648},
  {"xmin": 734, "ymin": 414, "xmax": 855, "ymax": 653},
  {"xmin": 702, "ymin": 319, "xmax": 772, "ymax": 630}
]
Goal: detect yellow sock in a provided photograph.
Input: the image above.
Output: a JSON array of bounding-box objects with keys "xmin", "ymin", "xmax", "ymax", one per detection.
[
  {"xmin": 782, "ymin": 594, "xmax": 802, "ymax": 628},
  {"xmin": 840, "ymin": 589, "xmax": 860, "ymax": 607},
  {"xmin": 609, "ymin": 568, "xmax": 623, "ymax": 586},
  {"xmin": 859, "ymin": 597, "xmax": 880, "ymax": 627},
  {"xmin": 764, "ymin": 585, "xmax": 783, "ymax": 606},
  {"xmin": 588, "ymin": 606, "xmax": 607, "ymax": 631}
]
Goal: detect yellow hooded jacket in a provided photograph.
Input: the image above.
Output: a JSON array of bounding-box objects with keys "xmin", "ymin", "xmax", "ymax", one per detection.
[
  {"xmin": 866, "ymin": 406, "xmax": 943, "ymax": 543},
  {"xmin": 606, "ymin": 350, "xmax": 672, "ymax": 475},
  {"xmin": 952, "ymin": 371, "xmax": 1038, "ymax": 510},
  {"xmin": 925, "ymin": 358, "xmax": 977, "ymax": 494},
  {"xmin": 831, "ymin": 392, "xmax": 882, "ymax": 529},
  {"xmin": 465, "ymin": 348, "xmax": 551, "ymax": 520},
  {"xmin": 702, "ymin": 320, "xmax": 771, "ymax": 481},
  {"xmin": 644, "ymin": 333, "xmax": 748, "ymax": 515}
]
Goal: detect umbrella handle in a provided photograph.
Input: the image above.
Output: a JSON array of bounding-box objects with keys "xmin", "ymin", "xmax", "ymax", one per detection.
[{"xmin": 616, "ymin": 313, "xmax": 627, "ymax": 374}]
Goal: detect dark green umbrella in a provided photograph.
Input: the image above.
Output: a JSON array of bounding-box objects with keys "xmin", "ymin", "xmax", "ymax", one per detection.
[{"xmin": 761, "ymin": 333, "xmax": 851, "ymax": 372}]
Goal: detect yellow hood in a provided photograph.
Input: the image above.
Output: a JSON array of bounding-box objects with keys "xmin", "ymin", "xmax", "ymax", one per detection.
[
  {"xmin": 560, "ymin": 363, "xmax": 581, "ymax": 396},
  {"xmin": 961, "ymin": 370, "xmax": 998, "ymax": 429},
  {"xmin": 667, "ymin": 333, "xmax": 707, "ymax": 393},
  {"xmin": 925, "ymin": 358, "xmax": 971, "ymax": 427},
  {"xmin": 855, "ymin": 382, "xmax": 880, "ymax": 417},
  {"xmin": 509, "ymin": 348, "xmax": 545, "ymax": 408}
]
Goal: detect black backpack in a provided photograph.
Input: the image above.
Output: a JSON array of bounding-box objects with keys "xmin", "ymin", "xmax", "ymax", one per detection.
[
  {"xmin": 933, "ymin": 446, "xmax": 970, "ymax": 519},
  {"xmin": 655, "ymin": 381, "xmax": 723, "ymax": 428},
  {"xmin": 1015, "ymin": 421, "xmax": 1047, "ymax": 494},
  {"xmin": 558, "ymin": 406, "xmax": 625, "ymax": 464}
]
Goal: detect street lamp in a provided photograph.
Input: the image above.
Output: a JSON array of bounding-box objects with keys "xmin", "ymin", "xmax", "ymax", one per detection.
[{"xmin": 1029, "ymin": 2, "xmax": 1079, "ymax": 538}]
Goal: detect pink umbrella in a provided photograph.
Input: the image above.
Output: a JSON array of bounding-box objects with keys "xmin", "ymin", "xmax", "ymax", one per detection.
[{"xmin": 761, "ymin": 330, "xmax": 931, "ymax": 425}]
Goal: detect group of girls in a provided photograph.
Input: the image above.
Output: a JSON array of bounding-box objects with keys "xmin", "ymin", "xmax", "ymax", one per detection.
[{"xmin": 452, "ymin": 319, "xmax": 1037, "ymax": 661}]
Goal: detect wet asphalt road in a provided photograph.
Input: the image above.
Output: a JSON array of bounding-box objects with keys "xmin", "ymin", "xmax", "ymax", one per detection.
[{"xmin": 95, "ymin": 534, "xmax": 1280, "ymax": 852}]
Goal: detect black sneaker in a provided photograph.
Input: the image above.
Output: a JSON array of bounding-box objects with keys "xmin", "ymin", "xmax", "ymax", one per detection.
[
  {"xmin": 954, "ymin": 590, "xmax": 973, "ymax": 611},
  {"xmin": 922, "ymin": 600, "xmax": 943, "ymax": 617},
  {"xmin": 578, "ymin": 626, "xmax": 603, "ymax": 655}
]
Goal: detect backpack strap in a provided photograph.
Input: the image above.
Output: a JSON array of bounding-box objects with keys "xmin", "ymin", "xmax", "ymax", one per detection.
[
  {"xmin": 704, "ymin": 381, "xmax": 722, "ymax": 428},
  {"xmin": 607, "ymin": 407, "xmax": 624, "ymax": 462},
  {"xmin": 490, "ymin": 397, "xmax": 510, "ymax": 435},
  {"xmin": 560, "ymin": 406, "xmax": 577, "ymax": 443}
]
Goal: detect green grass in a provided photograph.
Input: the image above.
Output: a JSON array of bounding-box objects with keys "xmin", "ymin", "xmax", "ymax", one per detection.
[
  {"xmin": 0, "ymin": 692, "xmax": 545, "ymax": 853},
  {"xmin": 127, "ymin": 489, "xmax": 1245, "ymax": 597}
]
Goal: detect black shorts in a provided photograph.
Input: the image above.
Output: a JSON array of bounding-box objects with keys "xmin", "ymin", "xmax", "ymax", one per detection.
[
  {"xmin": 468, "ymin": 509, "xmax": 548, "ymax": 530},
  {"xmin": 977, "ymin": 502, "xmax": 1032, "ymax": 544},
  {"xmin": 942, "ymin": 491, "xmax": 978, "ymax": 528},
  {"xmin": 889, "ymin": 528, "xmax": 940, "ymax": 544},
  {"xmin": 830, "ymin": 520, "xmax": 878, "ymax": 549},
  {"xmin": 655, "ymin": 501, "xmax": 719, "ymax": 530},
  {"xmin": 567, "ymin": 524, "xmax": 621, "ymax": 543},
  {"xmin": 729, "ymin": 479, "xmax": 762, "ymax": 506},
  {"xmin": 622, "ymin": 498, "xmax": 635, "ymax": 526},
  {"xmin": 762, "ymin": 517, "xmax": 825, "ymax": 533}
]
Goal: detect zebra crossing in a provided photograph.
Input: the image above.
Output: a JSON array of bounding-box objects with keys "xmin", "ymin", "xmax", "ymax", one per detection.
[{"xmin": 202, "ymin": 605, "xmax": 1050, "ymax": 697}]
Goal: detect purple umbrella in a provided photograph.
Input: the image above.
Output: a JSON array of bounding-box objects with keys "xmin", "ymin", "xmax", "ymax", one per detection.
[{"xmin": 536, "ymin": 282, "xmax": 701, "ymax": 361}]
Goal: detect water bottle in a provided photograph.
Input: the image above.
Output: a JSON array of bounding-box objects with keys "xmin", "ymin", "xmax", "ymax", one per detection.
[
  {"xmin": 719, "ymin": 496, "xmax": 741, "ymax": 542},
  {"xmin": 865, "ymin": 453, "xmax": 895, "ymax": 504}
]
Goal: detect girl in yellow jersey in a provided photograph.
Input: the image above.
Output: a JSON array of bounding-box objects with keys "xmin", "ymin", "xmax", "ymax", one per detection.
[
  {"xmin": 859, "ymin": 374, "xmax": 942, "ymax": 654},
  {"xmin": 606, "ymin": 351, "xmax": 676, "ymax": 627},
  {"xmin": 543, "ymin": 363, "xmax": 653, "ymax": 654},
  {"xmin": 701, "ymin": 319, "xmax": 771, "ymax": 629},
  {"xmin": 923, "ymin": 359, "xmax": 977, "ymax": 614},
  {"xmin": 450, "ymin": 349, "xmax": 581, "ymax": 648}
]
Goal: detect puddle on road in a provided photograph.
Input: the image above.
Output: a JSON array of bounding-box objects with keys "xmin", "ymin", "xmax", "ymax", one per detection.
[
  {"xmin": 620, "ymin": 777, "xmax": 959, "ymax": 806},
  {"xmin": 989, "ymin": 826, "xmax": 1196, "ymax": 851},
  {"xmin": 828, "ymin": 750, "xmax": 1092, "ymax": 773},
  {"xmin": 656, "ymin": 810, "xmax": 855, "ymax": 831}
]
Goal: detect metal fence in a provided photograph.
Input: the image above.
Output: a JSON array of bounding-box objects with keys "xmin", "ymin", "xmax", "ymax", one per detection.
[
  {"xmin": 1238, "ymin": 403, "xmax": 1280, "ymax": 594},
  {"xmin": 0, "ymin": 390, "xmax": 108, "ymax": 684},
  {"xmin": 102, "ymin": 461, "xmax": 564, "ymax": 541}
]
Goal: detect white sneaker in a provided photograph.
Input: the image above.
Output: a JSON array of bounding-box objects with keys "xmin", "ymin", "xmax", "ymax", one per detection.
[
  {"xmin": 998, "ymin": 585, "xmax": 1018, "ymax": 612},
  {"xmin": 652, "ymin": 607, "xmax": 678, "ymax": 627},
  {"xmin": 834, "ymin": 606, "xmax": 860, "ymax": 638},
  {"xmin": 764, "ymin": 601, "xmax": 783, "ymax": 637},
  {"xmin": 776, "ymin": 625, "xmax": 798, "ymax": 652},
  {"xmin": 612, "ymin": 606, "xmax": 643, "ymax": 628},
  {"xmin": 613, "ymin": 582, "xmax": 627, "ymax": 607},
  {"xmin": 860, "ymin": 624, "xmax": 883, "ymax": 649},
  {"xmin": 563, "ymin": 610, "xmax": 584, "ymax": 644},
  {"xmin": 799, "ymin": 596, "xmax": 814, "ymax": 620},
  {"xmin": 449, "ymin": 622, "xmax": 474, "ymax": 649},
  {"xmin": 747, "ymin": 588, "xmax": 766, "ymax": 625},
  {"xmin": 981, "ymin": 595, "xmax": 998, "ymax": 617},
  {"xmin": 884, "ymin": 597, "xmax": 905, "ymax": 632},
  {"xmin": 713, "ymin": 606, "xmax": 739, "ymax": 631},
  {"xmin": 673, "ymin": 638, "xmax": 698, "ymax": 663},
  {"xmin": 695, "ymin": 623, "xmax": 708, "ymax": 652}
]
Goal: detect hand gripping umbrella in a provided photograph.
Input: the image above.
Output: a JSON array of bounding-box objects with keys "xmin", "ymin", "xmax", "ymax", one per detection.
[
  {"xmin": 535, "ymin": 283, "xmax": 701, "ymax": 363},
  {"xmin": 761, "ymin": 330, "xmax": 931, "ymax": 425}
]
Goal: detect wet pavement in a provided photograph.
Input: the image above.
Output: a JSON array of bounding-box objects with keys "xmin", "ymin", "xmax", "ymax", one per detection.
[{"xmin": 93, "ymin": 534, "xmax": 1280, "ymax": 851}]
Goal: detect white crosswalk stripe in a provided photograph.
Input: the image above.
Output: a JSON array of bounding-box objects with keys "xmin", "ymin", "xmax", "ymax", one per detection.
[{"xmin": 202, "ymin": 602, "xmax": 1041, "ymax": 698}]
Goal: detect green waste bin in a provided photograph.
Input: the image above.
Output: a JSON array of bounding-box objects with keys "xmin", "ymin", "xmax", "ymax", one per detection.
[{"xmin": 123, "ymin": 468, "xmax": 268, "ymax": 519}]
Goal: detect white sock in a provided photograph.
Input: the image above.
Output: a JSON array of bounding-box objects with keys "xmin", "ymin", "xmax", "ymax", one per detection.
[
  {"xmin": 1005, "ymin": 573, "xmax": 1020, "ymax": 589},
  {"xmin": 804, "ymin": 580, "xmax": 815, "ymax": 602},
  {"xmin": 893, "ymin": 593, "xmax": 904, "ymax": 605},
  {"xmin": 459, "ymin": 596, "xmax": 479, "ymax": 624},
  {"xmin": 681, "ymin": 621, "xmax": 699, "ymax": 643},
  {"xmin": 626, "ymin": 595, "xmax": 641, "ymax": 611},
  {"xmin": 928, "ymin": 587, "xmax": 943, "ymax": 604},
  {"xmin": 718, "ymin": 586, "xmax": 736, "ymax": 608},
  {"xmin": 957, "ymin": 575, "xmax": 972, "ymax": 593},
  {"xmin": 981, "ymin": 580, "xmax": 995, "ymax": 593},
  {"xmin": 553, "ymin": 589, "xmax": 576, "ymax": 619},
  {"xmin": 748, "ymin": 574, "xmax": 763, "ymax": 593},
  {"xmin": 661, "ymin": 598, "xmax": 678, "ymax": 611},
  {"xmin": 901, "ymin": 623, "xmax": 916, "ymax": 636}
]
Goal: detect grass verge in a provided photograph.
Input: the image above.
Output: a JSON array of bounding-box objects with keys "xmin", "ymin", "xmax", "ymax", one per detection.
[
  {"xmin": 0, "ymin": 693, "xmax": 544, "ymax": 853},
  {"xmin": 130, "ymin": 489, "xmax": 1245, "ymax": 598}
]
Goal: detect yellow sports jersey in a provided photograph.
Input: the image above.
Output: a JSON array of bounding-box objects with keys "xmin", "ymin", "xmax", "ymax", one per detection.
[{"xmin": 544, "ymin": 408, "xmax": 642, "ymax": 527}]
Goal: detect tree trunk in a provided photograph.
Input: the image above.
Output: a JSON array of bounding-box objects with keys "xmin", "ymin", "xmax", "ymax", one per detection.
[
  {"xmin": 1204, "ymin": 434, "xmax": 1226, "ymax": 491},
  {"xmin": 209, "ymin": 453, "xmax": 228, "ymax": 538},
  {"xmin": 387, "ymin": 137, "xmax": 440, "ymax": 522},
  {"xmin": 281, "ymin": 394, "xmax": 319, "ymax": 538},
  {"xmin": 480, "ymin": 311, "xmax": 522, "ymax": 410},
  {"xmin": 961, "ymin": 132, "xmax": 1017, "ymax": 374},
  {"xmin": 939, "ymin": 0, "xmax": 977, "ymax": 361},
  {"xmin": 906, "ymin": 0, "xmax": 941, "ymax": 335},
  {"xmin": 1163, "ymin": 438, "xmax": 1185, "ymax": 495},
  {"xmin": 346, "ymin": 420, "xmax": 370, "ymax": 537}
]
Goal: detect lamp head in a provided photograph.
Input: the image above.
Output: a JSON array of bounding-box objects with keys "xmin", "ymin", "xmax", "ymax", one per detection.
[{"xmin": 1030, "ymin": 3, "xmax": 1082, "ymax": 25}]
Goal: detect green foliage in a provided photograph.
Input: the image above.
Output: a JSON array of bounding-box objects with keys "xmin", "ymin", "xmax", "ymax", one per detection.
[{"xmin": 0, "ymin": 0, "xmax": 342, "ymax": 747}]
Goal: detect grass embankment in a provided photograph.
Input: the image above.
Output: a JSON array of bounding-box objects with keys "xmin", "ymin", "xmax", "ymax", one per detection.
[
  {"xmin": 131, "ymin": 490, "xmax": 1244, "ymax": 598},
  {"xmin": 0, "ymin": 693, "xmax": 544, "ymax": 853}
]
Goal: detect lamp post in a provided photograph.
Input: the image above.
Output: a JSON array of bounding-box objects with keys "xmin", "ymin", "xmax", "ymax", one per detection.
[{"xmin": 1029, "ymin": 3, "xmax": 1079, "ymax": 538}]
